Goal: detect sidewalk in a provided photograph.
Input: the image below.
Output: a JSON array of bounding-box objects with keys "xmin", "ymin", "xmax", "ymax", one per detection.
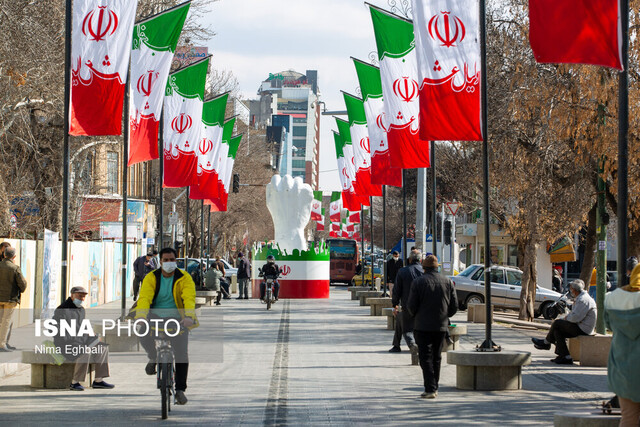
[{"xmin": 0, "ymin": 288, "xmax": 610, "ymax": 425}]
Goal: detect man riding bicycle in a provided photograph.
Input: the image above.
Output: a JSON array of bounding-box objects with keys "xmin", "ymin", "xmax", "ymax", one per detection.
[
  {"xmin": 259, "ymin": 255, "xmax": 280, "ymax": 302},
  {"xmin": 136, "ymin": 247, "xmax": 198, "ymax": 405}
]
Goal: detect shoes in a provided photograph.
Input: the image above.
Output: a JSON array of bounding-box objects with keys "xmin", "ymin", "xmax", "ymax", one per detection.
[
  {"xmin": 421, "ymin": 391, "xmax": 437, "ymax": 399},
  {"xmin": 274, "ymin": 298, "xmax": 279, "ymax": 302},
  {"xmin": 6, "ymin": 344, "xmax": 16, "ymax": 350},
  {"xmin": 215, "ymin": 302, "xmax": 221, "ymax": 306},
  {"xmin": 244, "ymin": 296, "xmax": 249, "ymax": 300},
  {"xmin": 551, "ymin": 356, "xmax": 574, "ymax": 365},
  {"xmin": 92, "ymin": 380, "xmax": 115, "ymax": 389},
  {"xmin": 532, "ymin": 338, "xmax": 551, "ymax": 351},
  {"xmin": 409, "ymin": 343, "xmax": 419, "ymax": 356},
  {"xmin": 145, "ymin": 362, "xmax": 157, "ymax": 375},
  {"xmin": 388, "ymin": 346, "xmax": 401, "ymax": 353},
  {"xmin": 236, "ymin": 297, "xmax": 243, "ymax": 300},
  {"xmin": 69, "ymin": 383, "xmax": 85, "ymax": 391},
  {"xmin": 0, "ymin": 346, "xmax": 13, "ymax": 352},
  {"xmin": 175, "ymin": 390, "xmax": 188, "ymax": 405}
]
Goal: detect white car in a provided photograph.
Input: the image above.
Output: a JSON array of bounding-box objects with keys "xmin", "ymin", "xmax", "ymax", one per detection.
[{"xmin": 450, "ymin": 264, "xmax": 566, "ymax": 318}]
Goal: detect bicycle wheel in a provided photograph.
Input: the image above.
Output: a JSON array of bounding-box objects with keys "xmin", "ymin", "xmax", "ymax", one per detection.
[{"xmin": 160, "ymin": 362, "xmax": 171, "ymax": 419}]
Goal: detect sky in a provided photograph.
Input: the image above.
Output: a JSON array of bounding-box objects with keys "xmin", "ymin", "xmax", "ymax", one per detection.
[{"xmin": 202, "ymin": 0, "xmax": 398, "ymax": 192}]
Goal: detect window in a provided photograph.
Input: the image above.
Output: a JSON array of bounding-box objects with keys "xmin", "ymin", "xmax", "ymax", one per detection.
[
  {"xmin": 292, "ymin": 126, "xmax": 307, "ymax": 137},
  {"xmin": 292, "ymin": 160, "xmax": 306, "ymax": 169},
  {"xmin": 457, "ymin": 265, "xmax": 478, "ymax": 278},
  {"xmin": 107, "ymin": 152, "xmax": 118, "ymax": 193},
  {"xmin": 292, "ymin": 171, "xmax": 305, "ymax": 178},
  {"xmin": 490, "ymin": 268, "xmax": 505, "ymax": 284},
  {"xmin": 506, "ymin": 270, "xmax": 522, "ymax": 286},
  {"xmin": 471, "ymin": 267, "xmax": 484, "ymax": 281},
  {"xmin": 293, "ymin": 117, "xmax": 307, "ymax": 123}
]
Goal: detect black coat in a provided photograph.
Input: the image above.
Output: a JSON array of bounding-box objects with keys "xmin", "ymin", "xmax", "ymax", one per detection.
[
  {"xmin": 53, "ymin": 297, "xmax": 97, "ymax": 360},
  {"xmin": 238, "ymin": 258, "xmax": 251, "ymax": 279},
  {"xmin": 260, "ymin": 263, "xmax": 279, "ymax": 279},
  {"xmin": 387, "ymin": 258, "xmax": 403, "ymax": 283},
  {"xmin": 134, "ymin": 255, "xmax": 152, "ymax": 279},
  {"xmin": 392, "ymin": 262, "xmax": 424, "ymax": 309},
  {"xmin": 407, "ymin": 268, "xmax": 458, "ymax": 332}
]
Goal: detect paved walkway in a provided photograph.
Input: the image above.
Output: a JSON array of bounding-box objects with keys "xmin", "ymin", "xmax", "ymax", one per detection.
[{"xmin": 0, "ymin": 287, "xmax": 611, "ymax": 425}]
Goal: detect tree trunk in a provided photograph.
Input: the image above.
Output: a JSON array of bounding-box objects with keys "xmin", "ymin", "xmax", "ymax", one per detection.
[
  {"xmin": 580, "ymin": 203, "xmax": 598, "ymax": 285},
  {"xmin": 519, "ymin": 239, "xmax": 538, "ymax": 320},
  {"xmin": 628, "ymin": 228, "xmax": 640, "ymax": 260}
]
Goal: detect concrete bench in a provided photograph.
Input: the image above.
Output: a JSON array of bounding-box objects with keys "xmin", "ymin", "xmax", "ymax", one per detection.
[
  {"xmin": 568, "ymin": 334, "xmax": 611, "ymax": 367},
  {"xmin": 22, "ymin": 351, "xmax": 94, "ymax": 389},
  {"xmin": 196, "ymin": 290, "xmax": 218, "ymax": 307},
  {"xmin": 410, "ymin": 325, "xmax": 469, "ymax": 365},
  {"xmin": 382, "ymin": 308, "xmax": 395, "ymax": 330},
  {"xmin": 347, "ymin": 286, "xmax": 361, "ymax": 300},
  {"xmin": 467, "ymin": 303, "xmax": 494, "ymax": 324},
  {"xmin": 366, "ymin": 297, "xmax": 393, "ymax": 316},
  {"xmin": 554, "ymin": 412, "xmax": 620, "ymax": 427},
  {"xmin": 357, "ymin": 291, "xmax": 382, "ymax": 306},
  {"xmin": 447, "ymin": 350, "xmax": 531, "ymax": 390}
]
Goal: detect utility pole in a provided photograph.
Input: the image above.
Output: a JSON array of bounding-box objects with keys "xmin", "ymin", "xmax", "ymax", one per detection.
[
  {"xmin": 416, "ymin": 168, "xmax": 427, "ymax": 252},
  {"xmin": 595, "ymin": 161, "xmax": 607, "ymax": 334}
]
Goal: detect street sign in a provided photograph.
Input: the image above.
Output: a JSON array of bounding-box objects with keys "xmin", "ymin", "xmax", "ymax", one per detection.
[
  {"xmin": 169, "ymin": 212, "xmax": 179, "ymax": 226},
  {"xmin": 10, "ymin": 214, "xmax": 17, "ymax": 229},
  {"xmin": 446, "ymin": 201, "xmax": 460, "ymax": 216}
]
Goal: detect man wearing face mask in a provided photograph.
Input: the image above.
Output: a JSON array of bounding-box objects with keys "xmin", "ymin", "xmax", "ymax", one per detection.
[
  {"xmin": 136, "ymin": 247, "xmax": 198, "ymax": 405},
  {"xmin": 53, "ymin": 286, "xmax": 114, "ymax": 391},
  {"xmin": 387, "ymin": 251, "xmax": 403, "ymax": 295}
]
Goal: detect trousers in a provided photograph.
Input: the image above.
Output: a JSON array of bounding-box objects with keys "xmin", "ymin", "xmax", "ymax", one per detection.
[
  {"xmin": 238, "ymin": 278, "xmax": 250, "ymax": 298},
  {"xmin": 139, "ymin": 320, "xmax": 189, "ymax": 391},
  {"xmin": 545, "ymin": 319, "xmax": 587, "ymax": 357},
  {"xmin": 413, "ymin": 330, "xmax": 446, "ymax": 393},
  {"xmin": 72, "ymin": 342, "xmax": 110, "ymax": 383},
  {"xmin": 392, "ymin": 309, "xmax": 415, "ymax": 349},
  {"xmin": 0, "ymin": 302, "xmax": 17, "ymax": 347}
]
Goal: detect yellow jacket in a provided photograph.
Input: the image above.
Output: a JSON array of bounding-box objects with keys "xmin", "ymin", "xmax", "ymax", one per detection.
[{"xmin": 135, "ymin": 269, "xmax": 199, "ymax": 329}]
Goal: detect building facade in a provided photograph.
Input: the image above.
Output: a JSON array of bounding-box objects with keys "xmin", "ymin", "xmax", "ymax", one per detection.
[{"xmin": 250, "ymin": 70, "xmax": 320, "ymax": 189}]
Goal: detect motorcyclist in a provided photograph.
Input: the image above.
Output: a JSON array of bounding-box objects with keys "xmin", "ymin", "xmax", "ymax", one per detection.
[{"xmin": 259, "ymin": 255, "xmax": 280, "ymax": 302}]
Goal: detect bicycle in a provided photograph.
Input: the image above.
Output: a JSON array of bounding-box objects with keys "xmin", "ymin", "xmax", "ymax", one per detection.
[{"xmin": 155, "ymin": 329, "xmax": 176, "ymax": 420}]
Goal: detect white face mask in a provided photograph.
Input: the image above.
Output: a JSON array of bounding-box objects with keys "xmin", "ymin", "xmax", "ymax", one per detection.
[
  {"xmin": 162, "ymin": 262, "xmax": 177, "ymax": 274},
  {"xmin": 73, "ymin": 298, "xmax": 83, "ymax": 307},
  {"xmin": 393, "ymin": 257, "xmax": 399, "ymax": 261}
]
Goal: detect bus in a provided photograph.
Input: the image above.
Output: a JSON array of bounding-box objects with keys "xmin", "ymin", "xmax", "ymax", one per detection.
[{"xmin": 327, "ymin": 238, "xmax": 359, "ymax": 284}]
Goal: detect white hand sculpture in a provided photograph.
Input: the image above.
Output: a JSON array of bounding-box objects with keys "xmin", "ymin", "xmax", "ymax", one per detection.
[{"xmin": 266, "ymin": 174, "xmax": 314, "ymax": 253}]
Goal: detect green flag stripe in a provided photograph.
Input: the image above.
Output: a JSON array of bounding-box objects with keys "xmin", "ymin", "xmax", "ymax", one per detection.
[
  {"xmin": 352, "ymin": 58, "xmax": 383, "ymax": 101},
  {"xmin": 335, "ymin": 118, "xmax": 352, "ymax": 145},
  {"xmin": 313, "ymin": 191, "xmax": 323, "ymax": 201},
  {"xmin": 369, "ymin": 5, "xmax": 415, "ymax": 60},
  {"xmin": 134, "ymin": 1, "xmax": 190, "ymax": 52},
  {"xmin": 229, "ymin": 134, "xmax": 242, "ymax": 158},
  {"xmin": 333, "ymin": 131, "xmax": 344, "ymax": 158},
  {"xmin": 222, "ymin": 117, "xmax": 236, "ymax": 144},
  {"xmin": 202, "ymin": 93, "xmax": 228, "ymax": 127},
  {"xmin": 331, "ymin": 191, "xmax": 341, "ymax": 202},
  {"xmin": 167, "ymin": 56, "xmax": 209, "ymax": 100},
  {"xmin": 342, "ymin": 92, "xmax": 367, "ymax": 127}
]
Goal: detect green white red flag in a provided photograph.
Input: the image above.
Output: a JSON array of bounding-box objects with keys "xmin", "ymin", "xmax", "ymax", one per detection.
[
  {"xmin": 163, "ymin": 56, "xmax": 209, "ymax": 188},
  {"xmin": 369, "ymin": 5, "xmax": 430, "ymax": 169},
  {"xmin": 343, "ymin": 92, "xmax": 382, "ymax": 197},
  {"xmin": 206, "ymin": 133, "xmax": 242, "ymax": 212},
  {"xmin": 329, "ymin": 192, "xmax": 342, "ymax": 222},
  {"xmin": 352, "ymin": 58, "xmax": 402, "ymax": 187},
  {"xmin": 128, "ymin": 1, "xmax": 191, "ymax": 165},
  {"xmin": 311, "ymin": 191, "xmax": 323, "ymax": 221},
  {"xmin": 411, "ymin": 0, "xmax": 482, "ymax": 141},
  {"xmin": 70, "ymin": 0, "xmax": 138, "ymax": 136},
  {"xmin": 189, "ymin": 93, "xmax": 229, "ymax": 200}
]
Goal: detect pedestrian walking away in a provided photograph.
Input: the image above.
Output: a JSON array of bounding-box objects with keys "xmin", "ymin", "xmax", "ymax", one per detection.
[
  {"xmin": 53, "ymin": 286, "xmax": 114, "ymax": 391},
  {"xmin": 237, "ymin": 252, "xmax": 251, "ymax": 299},
  {"xmin": 604, "ymin": 263, "xmax": 640, "ymax": 426},
  {"xmin": 0, "ymin": 247, "xmax": 27, "ymax": 352},
  {"xmin": 407, "ymin": 255, "xmax": 458, "ymax": 399},
  {"xmin": 133, "ymin": 252, "xmax": 155, "ymax": 301},
  {"xmin": 532, "ymin": 279, "xmax": 596, "ymax": 364},
  {"xmin": 389, "ymin": 249, "xmax": 422, "ymax": 354}
]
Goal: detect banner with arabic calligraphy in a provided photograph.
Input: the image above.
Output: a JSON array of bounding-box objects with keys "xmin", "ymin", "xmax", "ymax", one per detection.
[
  {"xmin": 70, "ymin": 0, "xmax": 138, "ymax": 135},
  {"xmin": 412, "ymin": 0, "xmax": 482, "ymax": 141}
]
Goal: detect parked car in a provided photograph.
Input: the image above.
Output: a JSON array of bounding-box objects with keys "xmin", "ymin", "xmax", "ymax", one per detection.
[
  {"xmin": 177, "ymin": 258, "xmax": 238, "ymax": 280},
  {"xmin": 449, "ymin": 264, "xmax": 567, "ymax": 318}
]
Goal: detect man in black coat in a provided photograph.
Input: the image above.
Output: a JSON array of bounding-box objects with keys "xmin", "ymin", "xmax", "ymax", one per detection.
[
  {"xmin": 133, "ymin": 252, "xmax": 154, "ymax": 301},
  {"xmin": 389, "ymin": 250, "xmax": 422, "ymax": 354},
  {"xmin": 236, "ymin": 252, "xmax": 251, "ymax": 299},
  {"xmin": 386, "ymin": 251, "xmax": 403, "ymax": 293},
  {"xmin": 53, "ymin": 286, "xmax": 113, "ymax": 391},
  {"xmin": 407, "ymin": 255, "xmax": 458, "ymax": 399}
]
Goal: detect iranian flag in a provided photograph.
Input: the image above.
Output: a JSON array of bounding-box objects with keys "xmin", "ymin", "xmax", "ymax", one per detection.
[
  {"xmin": 352, "ymin": 58, "xmax": 402, "ymax": 187},
  {"xmin": 331, "ymin": 222, "xmax": 341, "ymax": 232},
  {"xmin": 333, "ymin": 131, "xmax": 353, "ymax": 195},
  {"xmin": 205, "ymin": 132, "xmax": 242, "ymax": 213},
  {"xmin": 349, "ymin": 211, "xmax": 361, "ymax": 223},
  {"xmin": 343, "ymin": 92, "xmax": 382, "ymax": 197},
  {"xmin": 412, "ymin": 0, "xmax": 482, "ymax": 141},
  {"xmin": 335, "ymin": 118, "xmax": 359, "ymax": 195},
  {"xmin": 163, "ymin": 56, "xmax": 209, "ymax": 188},
  {"xmin": 329, "ymin": 231, "xmax": 339, "ymax": 238},
  {"xmin": 311, "ymin": 191, "xmax": 323, "ymax": 221},
  {"xmin": 316, "ymin": 220, "xmax": 325, "ymax": 232},
  {"xmin": 189, "ymin": 93, "xmax": 229, "ymax": 201},
  {"xmin": 529, "ymin": 0, "xmax": 622, "ymax": 70},
  {"xmin": 70, "ymin": 0, "xmax": 138, "ymax": 136},
  {"xmin": 329, "ymin": 192, "xmax": 342, "ymax": 222},
  {"xmin": 369, "ymin": 5, "xmax": 430, "ymax": 169},
  {"xmin": 128, "ymin": 1, "xmax": 191, "ymax": 165}
]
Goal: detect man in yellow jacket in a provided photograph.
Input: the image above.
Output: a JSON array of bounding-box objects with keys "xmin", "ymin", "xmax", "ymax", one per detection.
[{"xmin": 136, "ymin": 247, "xmax": 198, "ymax": 405}]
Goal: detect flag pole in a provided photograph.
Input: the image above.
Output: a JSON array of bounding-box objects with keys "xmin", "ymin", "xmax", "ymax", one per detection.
[
  {"xmin": 185, "ymin": 188, "xmax": 190, "ymax": 265},
  {"xmin": 361, "ymin": 203, "xmax": 365, "ymax": 287},
  {"xmin": 402, "ymin": 169, "xmax": 407, "ymax": 267},
  {"xmin": 478, "ymin": 0, "xmax": 497, "ymax": 352},
  {"xmin": 121, "ymin": 71, "xmax": 130, "ymax": 316},
  {"xmin": 617, "ymin": 0, "xmax": 629, "ymax": 288},
  {"xmin": 61, "ymin": 0, "xmax": 72, "ymax": 303},
  {"xmin": 158, "ymin": 114, "xmax": 164, "ymax": 250},
  {"xmin": 382, "ymin": 186, "xmax": 388, "ymax": 296},
  {"xmin": 431, "ymin": 141, "xmax": 437, "ymax": 256},
  {"xmin": 369, "ymin": 196, "xmax": 374, "ymax": 289},
  {"xmin": 200, "ymin": 199, "xmax": 205, "ymax": 281},
  {"xmin": 207, "ymin": 208, "xmax": 211, "ymax": 269}
]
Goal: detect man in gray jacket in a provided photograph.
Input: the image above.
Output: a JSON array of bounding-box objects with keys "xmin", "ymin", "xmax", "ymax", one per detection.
[
  {"xmin": 532, "ymin": 279, "xmax": 596, "ymax": 364},
  {"xmin": 0, "ymin": 247, "xmax": 27, "ymax": 352}
]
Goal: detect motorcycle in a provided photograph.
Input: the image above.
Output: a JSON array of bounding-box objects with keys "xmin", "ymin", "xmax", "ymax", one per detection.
[
  {"xmin": 260, "ymin": 273, "xmax": 279, "ymax": 310},
  {"xmin": 542, "ymin": 291, "xmax": 571, "ymax": 320}
]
